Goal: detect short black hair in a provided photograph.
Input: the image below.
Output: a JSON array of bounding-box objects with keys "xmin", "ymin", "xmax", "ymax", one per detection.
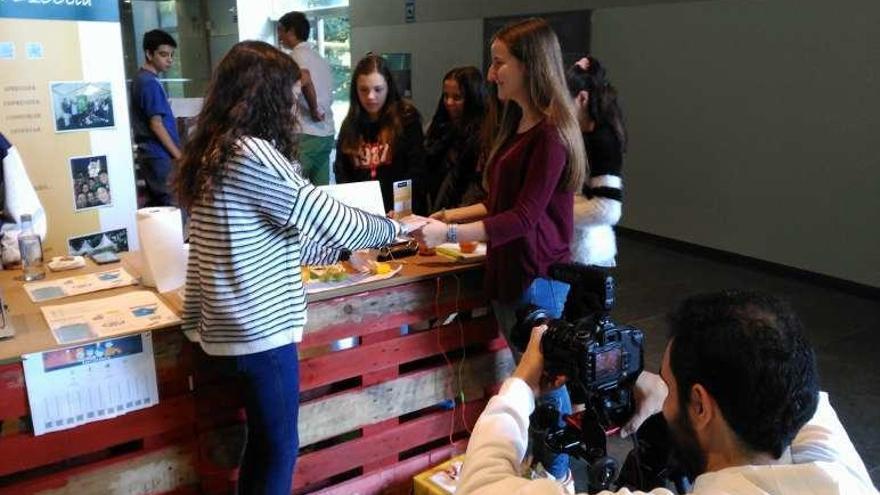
[
  {"xmin": 143, "ymin": 29, "xmax": 177, "ymax": 53},
  {"xmin": 278, "ymin": 11, "xmax": 310, "ymax": 41},
  {"xmin": 668, "ymin": 291, "xmax": 819, "ymax": 459}
]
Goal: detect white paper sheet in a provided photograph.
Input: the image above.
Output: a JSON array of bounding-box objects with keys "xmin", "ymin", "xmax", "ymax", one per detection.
[
  {"xmin": 398, "ymin": 214, "xmax": 429, "ymax": 233},
  {"xmin": 318, "ymin": 180, "xmax": 385, "ymax": 216},
  {"xmin": 41, "ymin": 290, "xmax": 179, "ymax": 345},
  {"xmin": 23, "ymin": 268, "xmax": 138, "ymax": 303},
  {"xmin": 22, "ymin": 333, "xmax": 159, "ymax": 436},
  {"xmin": 137, "ymin": 207, "xmax": 187, "ymax": 293},
  {"xmin": 168, "ymin": 97, "xmax": 203, "ymax": 117}
]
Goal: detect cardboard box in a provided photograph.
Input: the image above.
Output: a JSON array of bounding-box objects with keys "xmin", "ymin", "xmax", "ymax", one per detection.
[{"xmin": 413, "ymin": 454, "xmax": 465, "ymax": 495}]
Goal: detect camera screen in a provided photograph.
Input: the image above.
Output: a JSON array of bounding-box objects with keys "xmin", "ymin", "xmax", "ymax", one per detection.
[{"xmin": 595, "ymin": 347, "xmax": 622, "ymax": 382}]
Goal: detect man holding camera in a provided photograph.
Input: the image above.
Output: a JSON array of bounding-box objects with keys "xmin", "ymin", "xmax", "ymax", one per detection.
[{"xmin": 458, "ymin": 291, "xmax": 876, "ymax": 494}]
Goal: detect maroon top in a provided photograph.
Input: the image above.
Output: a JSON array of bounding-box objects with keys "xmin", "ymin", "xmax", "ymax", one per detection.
[{"xmin": 482, "ymin": 121, "xmax": 574, "ymax": 302}]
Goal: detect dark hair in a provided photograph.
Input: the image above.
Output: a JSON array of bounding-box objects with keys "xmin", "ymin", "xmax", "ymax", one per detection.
[
  {"xmin": 425, "ymin": 66, "xmax": 487, "ymax": 139},
  {"xmin": 667, "ymin": 291, "xmax": 819, "ymax": 459},
  {"xmin": 278, "ymin": 11, "xmax": 310, "ymax": 41},
  {"xmin": 173, "ymin": 41, "xmax": 300, "ymax": 211},
  {"xmin": 142, "ymin": 29, "xmax": 177, "ymax": 53},
  {"xmin": 338, "ymin": 54, "xmax": 417, "ymax": 159},
  {"xmin": 566, "ymin": 55, "xmax": 627, "ymax": 152}
]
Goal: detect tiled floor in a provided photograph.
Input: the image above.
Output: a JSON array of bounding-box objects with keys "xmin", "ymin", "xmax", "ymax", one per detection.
[{"xmin": 570, "ymin": 233, "xmax": 879, "ymax": 492}]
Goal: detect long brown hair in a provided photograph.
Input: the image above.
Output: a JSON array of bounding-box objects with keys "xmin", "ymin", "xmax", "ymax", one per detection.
[
  {"xmin": 484, "ymin": 18, "xmax": 587, "ymax": 192},
  {"xmin": 337, "ymin": 54, "xmax": 417, "ymax": 159},
  {"xmin": 173, "ymin": 41, "xmax": 300, "ymax": 210}
]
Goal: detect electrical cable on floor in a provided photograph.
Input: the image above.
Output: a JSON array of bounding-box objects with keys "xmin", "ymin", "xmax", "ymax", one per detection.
[{"xmin": 451, "ymin": 273, "xmax": 472, "ymax": 434}]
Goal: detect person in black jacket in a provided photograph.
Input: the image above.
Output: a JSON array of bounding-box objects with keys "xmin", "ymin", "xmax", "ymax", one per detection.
[
  {"xmin": 334, "ymin": 54, "xmax": 427, "ymax": 214},
  {"xmin": 566, "ymin": 55, "xmax": 627, "ymax": 268},
  {"xmin": 423, "ymin": 66, "xmax": 489, "ymax": 213}
]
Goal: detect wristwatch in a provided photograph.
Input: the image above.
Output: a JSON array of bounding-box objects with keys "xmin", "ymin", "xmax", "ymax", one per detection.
[{"xmin": 446, "ymin": 223, "xmax": 458, "ymax": 243}]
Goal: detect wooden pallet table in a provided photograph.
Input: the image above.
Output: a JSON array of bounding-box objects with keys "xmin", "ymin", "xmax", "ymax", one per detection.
[{"xmin": 0, "ymin": 255, "xmax": 511, "ymax": 494}]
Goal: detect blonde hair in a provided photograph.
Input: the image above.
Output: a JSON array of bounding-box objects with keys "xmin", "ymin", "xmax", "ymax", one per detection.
[{"xmin": 484, "ymin": 18, "xmax": 587, "ymax": 192}]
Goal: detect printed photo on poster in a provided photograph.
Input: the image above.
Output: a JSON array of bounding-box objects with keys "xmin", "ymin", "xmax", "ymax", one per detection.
[
  {"xmin": 42, "ymin": 334, "xmax": 144, "ymax": 372},
  {"xmin": 50, "ymin": 81, "xmax": 115, "ymax": 132},
  {"xmin": 0, "ymin": 42, "xmax": 14, "ymax": 60},
  {"xmin": 25, "ymin": 42, "xmax": 43, "ymax": 60},
  {"xmin": 70, "ymin": 154, "xmax": 112, "ymax": 210},
  {"xmin": 68, "ymin": 228, "xmax": 128, "ymax": 256}
]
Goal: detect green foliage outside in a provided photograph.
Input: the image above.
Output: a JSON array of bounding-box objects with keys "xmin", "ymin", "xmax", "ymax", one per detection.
[{"xmin": 322, "ymin": 16, "xmax": 350, "ymax": 103}]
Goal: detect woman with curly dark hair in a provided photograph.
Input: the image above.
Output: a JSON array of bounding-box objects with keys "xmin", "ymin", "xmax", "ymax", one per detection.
[
  {"xmin": 334, "ymin": 54, "xmax": 427, "ymax": 214},
  {"xmin": 174, "ymin": 41, "xmax": 399, "ymax": 495},
  {"xmin": 423, "ymin": 66, "xmax": 489, "ymax": 213}
]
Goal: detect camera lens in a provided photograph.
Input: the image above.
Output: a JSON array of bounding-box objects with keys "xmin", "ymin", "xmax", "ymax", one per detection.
[{"xmin": 510, "ymin": 305, "xmax": 550, "ymax": 352}]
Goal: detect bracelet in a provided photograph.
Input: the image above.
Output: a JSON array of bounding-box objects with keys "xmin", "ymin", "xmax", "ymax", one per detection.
[{"xmin": 446, "ymin": 223, "xmax": 458, "ymax": 243}]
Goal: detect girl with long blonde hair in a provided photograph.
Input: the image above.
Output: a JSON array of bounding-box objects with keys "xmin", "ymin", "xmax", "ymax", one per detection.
[{"xmin": 415, "ymin": 18, "xmax": 587, "ymax": 488}]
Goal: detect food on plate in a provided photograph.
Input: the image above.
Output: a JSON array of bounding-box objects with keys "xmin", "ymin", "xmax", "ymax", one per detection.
[
  {"xmin": 458, "ymin": 241, "xmax": 478, "ymax": 254},
  {"xmin": 370, "ymin": 261, "xmax": 392, "ymax": 275},
  {"xmin": 307, "ymin": 263, "xmax": 350, "ymax": 282},
  {"xmin": 418, "ymin": 241, "xmax": 435, "ymax": 256}
]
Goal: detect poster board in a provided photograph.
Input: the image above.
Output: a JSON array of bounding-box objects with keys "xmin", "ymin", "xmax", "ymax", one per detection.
[
  {"xmin": 0, "ymin": 1, "xmax": 139, "ymax": 257},
  {"xmin": 22, "ymin": 332, "xmax": 159, "ymax": 436}
]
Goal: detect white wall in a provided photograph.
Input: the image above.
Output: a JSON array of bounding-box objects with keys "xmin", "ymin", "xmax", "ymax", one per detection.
[
  {"xmin": 351, "ymin": 0, "xmax": 701, "ymax": 118},
  {"xmin": 80, "ymin": 22, "xmax": 141, "ymax": 250},
  {"xmin": 592, "ymin": 0, "xmax": 880, "ymax": 287},
  {"xmin": 351, "ymin": 0, "xmax": 880, "ymax": 287},
  {"xmin": 351, "ymin": 0, "xmax": 700, "ymax": 27},
  {"xmin": 352, "ymin": 18, "xmax": 483, "ymax": 116}
]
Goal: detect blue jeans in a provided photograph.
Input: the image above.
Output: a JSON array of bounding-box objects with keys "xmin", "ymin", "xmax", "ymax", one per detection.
[
  {"xmin": 139, "ymin": 155, "xmax": 174, "ymax": 207},
  {"xmin": 493, "ymin": 278, "xmax": 572, "ymax": 479},
  {"xmin": 220, "ymin": 343, "xmax": 300, "ymax": 495}
]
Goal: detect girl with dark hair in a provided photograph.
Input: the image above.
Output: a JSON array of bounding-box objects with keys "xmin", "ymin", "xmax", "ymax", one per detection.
[
  {"xmin": 334, "ymin": 54, "xmax": 427, "ymax": 214},
  {"xmin": 566, "ymin": 55, "xmax": 626, "ymax": 267},
  {"xmin": 414, "ymin": 18, "xmax": 587, "ymax": 489},
  {"xmin": 424, "ymin": 66, "xmax": 488, "ymax": 212},
  {"xmin": 174, "ymin": 41, "xmax": 399, "ymax": 495}
]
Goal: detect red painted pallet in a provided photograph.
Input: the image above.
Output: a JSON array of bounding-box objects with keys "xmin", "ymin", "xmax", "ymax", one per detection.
[
  {"xmin": 195, "ymin": 266, "xmax": 512, "ymax": 494},
  {"xmin": 0, "ymin": 330, "xmax": 200, "ymax": 494},
  {"xmin": 0, "ymin": 264, "xmax": 509, "ymax": 494}
]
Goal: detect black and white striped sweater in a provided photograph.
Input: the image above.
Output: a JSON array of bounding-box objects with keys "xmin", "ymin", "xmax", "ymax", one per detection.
[{"xmin": 182, "ymin": 137, "xmax": 397, "ymax": 356}]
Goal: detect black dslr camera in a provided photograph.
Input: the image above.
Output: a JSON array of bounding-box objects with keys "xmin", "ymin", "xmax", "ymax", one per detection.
[{"xmin": 510, "ymin": 263, "xmax": 644, "ymax": 491}]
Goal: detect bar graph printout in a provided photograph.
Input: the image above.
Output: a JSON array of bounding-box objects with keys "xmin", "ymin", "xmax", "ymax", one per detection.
[{"xmin": 22, "ymin": 332, "xmax": 159, "ymax": 435}]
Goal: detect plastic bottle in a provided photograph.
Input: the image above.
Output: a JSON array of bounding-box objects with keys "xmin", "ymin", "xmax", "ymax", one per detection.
[{"xmin": 18, "ymin": 213, "xmax": 46, "ymax": 281}]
